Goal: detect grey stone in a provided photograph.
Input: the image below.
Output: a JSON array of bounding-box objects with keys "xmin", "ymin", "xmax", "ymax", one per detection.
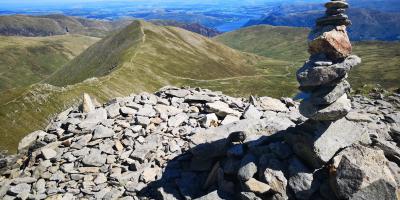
[
  {"xmin": 136, "ymin": 104, "xmax": 156, "ymax": 117},
  {"xmin": 332, "ymin": 144, "xmax": 398, "ymax": 199},
  {"xmin": 288, "ymin": 158, "xmax": 319, "ymax": 200},
  {"xmin": 238, "ymin": 153, "xmax": 258, "ymax": 181},
  {"xmin": 41, "ymin": 148, "xmax": 57, "ymax": 160},
  {"xmin": 92, "ymin": 125, "xmax": 114, "ymax": 140},
  {"xmin": 243, "ymin": 178, "xmax": 271, "ymax": 194},
  {"xmin": 165, "ymin": 89, "xmax": 191, "ymax": 98},
  {"xmin": 200, "ymin": 113, "xmax": 219, "ymax": 128},
  {"xmin": 299, "ymin": 94, "xmax": 351, "ymax": 121},
  {"xmin": 227, "ymin": 144, "xmax": 244, "ymax": 157},
  {"xmin": 136, "ymin": 116, "xmax": 151, "ymax": 127},
  {"xmin": 261, "ymin": 168, "xmax": 288, "ymax": 199},
  {"xmin": 12, "ymin": 177, "xmax": 37, "ymax": 184},
  {"xmin": 168, "ymin": 113, "xmax": 188, "ymax": 127},
  {"xmin": 206, "ymin": 101, "xmax": 240, "ymax": 117},
  {"xmin": 297, "ymin": 55, "xmax": 361, "ymax": 87},
  {"xmin": 71, "ymin": 134, "xmax": 92, "ymax": 149},
  {"xmin": 9, "ymin": 183, "xmax": 31, "ymax": 195},
  {"xmin": 120, "ymin": 107, "xmax": 137, "ymax": 116},
  {"xmin": 286, "ymin": 118, "xmax": 365, "ymax": 168},
  {"xmin": 221, "ymin": 115, "xmax": 240, "ymax": 125},
  {"xmin": 82, "ymin": 93, "xmax": 95, "ymax": 113},
  {"xmin": 242, "ymin": 105, "xmax": 262, "ymax": 120},
  {"xmin": 194, "ymin": 191, "xmax": 224, "ymax": 200},
  {"xmin": 84, "ymin": 108, "xmax": 107, "ymax": 124},
  {"xmin": 18, "ymin": 130, "xmax": 47, "ymax": 153},
  {"xmin": 185, "ymin": 94, "xmax": 216, "ymax": 103},
  {"xmin": 268, "ymin": 142, "xmax": 292, "ymax": 160},
  {"xmin": 82, "ymin": 149, "xmax": 106, "ymax": 167},
  {"xmin": 240, "ymin": 192, "xmax": 262, "ymax": 200},
  {"xmin": 308, "ymin": 80, "xmax": 350, "ymax": 105},
  {"xmin": 105, "ymin": 103, "xmax": 121, "ymax": 118},
  {"xmin": 259, "ymin": 97, "xmax": 288, "ymax": 112}
]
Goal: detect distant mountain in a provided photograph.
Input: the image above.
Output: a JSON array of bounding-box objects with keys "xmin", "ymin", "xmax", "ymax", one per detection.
[
  {"xmin": 215, "ymin": 25, "xmax": 400, "ymax": 91},
  {"xmin": 245, "ymin": 8, "xmax": 400, "ymax": 41},
  {"xmin": 0, "ymin": 35, "xmax": 99, "ymax": 92},
  {"xmin": 150, "ymin": 20, "xmax": 221, "ymax": 37},
  {"xmin": 0, "ymin": 20, "xmax": 269, "ymax": 149},
  {"xmin": 0, "ymin": 14, "xmax": 132, "ymax": 37}
]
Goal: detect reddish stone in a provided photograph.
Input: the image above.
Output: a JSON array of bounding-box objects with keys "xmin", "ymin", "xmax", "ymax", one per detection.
[{"xmin": 308, "ymin": 25, "xmax": 352, "ymax": 61}]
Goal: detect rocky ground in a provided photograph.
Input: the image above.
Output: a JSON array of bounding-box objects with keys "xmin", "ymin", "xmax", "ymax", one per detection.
[{"xmin": 0, "ymin": 86, "xmax": 399, "ymax": 200}]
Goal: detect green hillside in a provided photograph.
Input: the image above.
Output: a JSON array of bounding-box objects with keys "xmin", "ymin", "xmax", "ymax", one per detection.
[
  {"xmin": 215, "ymin": 25, "xmax": 400, "ymax": 92},
  {"xmin": 0, "ymin": 14, "xmax": 132, "ymax": 37},
  {"xmin": 1, "ymin": 20, "xmax": 294, "ymax": 151},
  {"xmin": 0, "ymin": 35, "xmax": 100, "ymax": 92}
]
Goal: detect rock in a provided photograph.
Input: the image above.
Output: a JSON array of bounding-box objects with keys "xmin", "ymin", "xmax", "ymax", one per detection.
[
  {"xmin": 141, "ymin": 167, "xmax": 160, "ymax": 183},
  {"xmin": 106, "ymin": 104, "xmax": 120, "ymax": 118},
  {"xmin": 9, "ymin": 183, "xmax": 31, "ymax": 195},
  {"xmin": 332, "ymin": 144, "xmax": 397, "ymax": 199},
  {"xmin": 259, "ymin": 97, "xmax": 288, "ymax": 112},
  {"xmin": 309, "ymin": 25, "xmax": 352, "ymax": 61},
  {"xmin": 136, "ymin": 116, "xmax": 151, "ymax": 127},
  {"xmin": 136, "ymin": 104, "xmax": 157, "ymax": 117},
  {"xmin": 185, "ymin": 94, "xmax": 216, "ymax": 103},
  {"xmin": 308, "ymin": 80, "xmax": 350, "ymax": 105},
  {"xmin": 299, "ymin": 94, "xmax": 351, "ymax": 121},
  {"xmin": 242, "ymin": 105, "xmax": 262, "ymax": 120},
  {"xmin": 288, "ymin": 158, "xmax": 319, "ymax": 200},
  {"xmin": 84, "ymin": 108, "xmax": 107, "ymax": 124},
  {"xmin": 261, "ymin": 169, "xmax": 287, "ymax": 199},
  {"xmin": 243, "ymin": 178, "xmax": 271, "ymax": 194},
  {"xmin": 165, "ymin": 89, "xmax": 191, "ymax": 98},
  {"xmin": 194, "ymin": 191, "xmax": 224, "ymax": 200},
  {"xmin": 200, "ymin": 113, "xmax": 219, "ymax": 128},
  {"xmin": 238, "ymin": 154, "xmax": 258, "ymax": 181},
  {"xmin": 92, "ymin": 125, "xmax": 115, "ymax": 140},
  {"xmin": 168, "ymin": 113, "xmax": 188, "ymax": 127},
  {"xmin": 325, "ymin": 1, "xmax": 349, "ymax": 9},
  {"xmin": 82, "ymin": 93, "xmax": 95, "ymax": 113},
  {"xmin": 286, "ymin": 118, "xmax": 366, "ymax": 168},
  {"xmin": 240, "ymin": 192, "xmax": 262, "ymax": 200},
  {"xmin": 316, "ymin": 14, "xmax": 351, "ymax": 27},
  {"xmin": 346, "ymin": 111, "xmax": 373, "ymax": 122},
  {"xmin": 41, "ymin": 148, "xmax": 57, "ymax": 160},
  {"xmin": 297, "ymin": 55, "xmax": 361, "ymax": 87},
  {"xmin": 120, "ymin": 107, "xmax": 137, "ymax": 116},
  {"xmin": 82, "ymin": 149, "xmax": 106, "ymax": 167},
  {"xmin": 227, "ymin": 144, "xmax": 245, "ymax": 157},
  {"xmin": 221, "ymin": 115, "xmax": 240, "ymax": 125},
  {"xmin": 206, "ymin": 101, "xmax": 240, "ymax": 117},
  {"xmin": 18, "ymin": 130, "xmax": 47, "ymax": 153}
]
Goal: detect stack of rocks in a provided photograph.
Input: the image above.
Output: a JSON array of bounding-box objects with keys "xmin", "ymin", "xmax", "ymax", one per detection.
[{"xmin": 297, "ymin": 0, "xmax": 361, "ymax": 121}]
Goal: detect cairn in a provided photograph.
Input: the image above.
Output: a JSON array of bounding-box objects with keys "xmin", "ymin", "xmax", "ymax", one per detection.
[{"xmin": 297, "ymin": 0, "xmax": 361, "ymax": 121}]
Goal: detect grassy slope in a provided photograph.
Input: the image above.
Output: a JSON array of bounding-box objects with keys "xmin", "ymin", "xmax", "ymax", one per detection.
[
  {"xmin": 0, "ymin": 20, "xmax": 280, "ymax": 151},
  {"xmin": 215, "ymin": 25, "xmax": 400, "ymax": 93},
  {"xmin": 0, "ymin": 35, "xmax": 100, "ymax": 92}
]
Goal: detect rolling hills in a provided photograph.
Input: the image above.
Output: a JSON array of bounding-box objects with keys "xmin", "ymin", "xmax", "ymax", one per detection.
[
  {"xmin": 214, "ymin": 25, "xmax": 400, "ymax": 92},
  {"xmin": 0, "ymin": 14, "xmax": 132, "ymax": 37},
  {"xmin": 245, "ymin": 8, "xmax": 400, "ymax": 41},
  {"xmin": 0, "ymin": 34, "xmax": 100, "ymax": 92},
  {"xmin": 1, "ymin": 20, "xmax": 289, "ymax": 151}
]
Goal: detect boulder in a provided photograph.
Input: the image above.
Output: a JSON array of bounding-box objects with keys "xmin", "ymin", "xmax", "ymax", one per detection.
[
  {"xmin": 243, "ymin": 178, "xmax": 271, "ymax": 195},
  {"xmin": 18, "ymin": 130, "xmax": 47, "ymax": 153},
  {"xmin": 309, "ymin": 25, "xmax": 352, "ymax": 61},
  {"xmin": 331, "ymin": 144, "xmax": 398, "ymax": 200},
  {"xmin": 92, "ymin": 125, "xmax": 115, "ymax": 140},
  {"xmin": 259, "ymin": 97, "xmax": 288, "ymax": 112},
  {"xmin": 206, "ymin": 101, "xmax": 240, "ymax": 117},
  {"xmin": 308, "ymin": 80, "xmax": 350, "ymax": 105},
  {"xmin": 286, "ymin": 118, "xmax": 366, "ymax": 168},
  {"xmin": 82, "ymin": 93, "xmax": 95, "ymax": 113}
]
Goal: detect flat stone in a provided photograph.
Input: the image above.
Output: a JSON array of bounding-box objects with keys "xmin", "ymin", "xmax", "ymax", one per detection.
[
  {"xmin": 243, "ymin": 178, "xmax": 271, "ymax": 194},
  {"xmin": 120, "ymin": 107, "xmax": 136, "ymax": 116},
  {"xmin": 9, "ymin": 183, "xmax": 31, "ymax": 195},
  {"xmin": 41, "ymin": 148, "xmax": 57, "ymax": 160},
  {"xmin": 18, "ymin": 130, "xmax": 47, "ymax": 153},
  {"xmin": 165, "ymin": 89, "xmax": 191, "ymax": 98},
  {"xmin": 346, "ymin": 111, "xmax": 373, "ymax": 122},
  {"xmin": 92, "ymin": 125, "xmax": 115, "ymax": 140},
  {"xmin": 185, "ymin": 94, "xmax": 216, "ymax": 103},
  {"xmin": 297, "ymin": 55, "xmax": 361, "ymax": 87},
  {"xmin": 325, "ymin": 1, "xmax": 349, "ymax": 9},
  {"xmin": 12, "ymin": 177, "xmax": 37, "ymax": 184},
  {"xmin": 288, "ymin": 158, "xmax": 319, "ymax": 200},
  {"xmin": 206, "ymin": 101, "xmax": 240, "ymax": 117},
  {"xmin": 194, "ymin": 191, "xmax": 224, "ymax": 200},
  {"xmin": 316, "ymin": 14, "xmax": 351, "ymax": 27},
  {"xmin": 221, "ymin": 115, "xmax": 240, "ymax": 125},
  {"xmin": 136, "ymin": 104, "xmax": 156, "ymax": 117},
  {"xmin": 308, "ymin": 80, "xmax": 350, "ymax": 105},
  {"xmin": 136, "ymin": 116, "xmax": 150, "ymax": 127},
  {"xmin": 140, "ymin": 167, "xmax": 160, "ymax": 183},
  {"xmin": 286, "ymin": 118, "xmax": 366, "ymax": 168},
  {"xmin": 259, "ymin": 97, "xmax": 288, "ymax": 112},
  {"xmin": 168, "ymin": 113, "xmax": 188, "ymax": 127},
  {"xmin": 82, "ymin": 149, "xmax": 106, "ymax": 167},
  {"xmin": 300, "ymin": 94, "xmax": 351, "ymax": 121},
  {"xmin": 261, "ymin": 168, "xmax": 287, "ymax": 198},
  {"xmin": 84, "ymin": 108, "xmax": 107, "ymax": 124}
]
